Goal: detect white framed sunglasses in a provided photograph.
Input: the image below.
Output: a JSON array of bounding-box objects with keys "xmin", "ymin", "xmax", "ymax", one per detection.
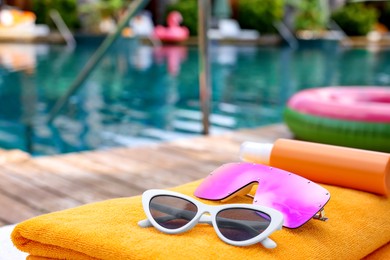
[{"xmin": 138, "ymin": 189, "xmax": 284, "ymax": 248}]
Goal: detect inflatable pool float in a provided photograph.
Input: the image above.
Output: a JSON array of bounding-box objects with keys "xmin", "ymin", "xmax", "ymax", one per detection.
[
  {"xmin": 284, "ymin": 87, "xmax": 390, "ymax": 152},
  {"xmin": 154, "ymin": 11, "xmax": 189, "ymax": 43}
]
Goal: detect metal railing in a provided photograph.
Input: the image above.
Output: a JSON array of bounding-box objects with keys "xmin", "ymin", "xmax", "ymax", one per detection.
[
  {"xmin": 49, "ymin": 9, "xmax": 76, "ymax": 49},
  {"xmin": 328, "ymin": 19, "xmax": 352, "ymax": 47},
  {"xmin": 274, "ymin": 21, "xmax": 298, "ymax": 49},
  {"xmin": 48, "ymin": 0, "xmax": 213, "ymax": 136},
  {"xmin": 48, "ymin": 0, "xmax": 151, "ymax": 123},
  {"xmin": 198, "ymin": 0, "xmax": 211, "ymax": 135}
]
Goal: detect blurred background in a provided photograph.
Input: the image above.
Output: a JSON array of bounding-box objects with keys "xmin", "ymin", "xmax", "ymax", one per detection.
[{"xmin": 0, "ymin": 0, "xmax": 389, "ymax": 156}]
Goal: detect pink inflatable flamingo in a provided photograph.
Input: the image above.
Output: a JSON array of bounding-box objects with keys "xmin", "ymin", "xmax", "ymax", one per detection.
[{"xmin": 154, "ymin": 11, "xmax": 189, "ymax": 42}]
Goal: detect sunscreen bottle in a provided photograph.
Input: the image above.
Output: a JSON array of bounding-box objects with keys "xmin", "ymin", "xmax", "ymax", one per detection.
[{"xmin": 239, "ymin": 139, "xmax": 390, "ymax": 196}]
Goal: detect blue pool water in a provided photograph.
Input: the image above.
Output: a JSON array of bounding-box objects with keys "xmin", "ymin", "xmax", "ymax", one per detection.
[{"xmin": 0, "ymin": 39, "xmax": 389, "ymax": 155}]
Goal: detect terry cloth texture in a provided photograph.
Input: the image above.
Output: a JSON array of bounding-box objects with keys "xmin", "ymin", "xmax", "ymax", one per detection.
[
  {"xmin": 11, "ymin": 180, "xmax": 390, "ymax": 260},
  {"xmin": 363, "ymin": 242, "xmax": 390, "ymax": 259}
]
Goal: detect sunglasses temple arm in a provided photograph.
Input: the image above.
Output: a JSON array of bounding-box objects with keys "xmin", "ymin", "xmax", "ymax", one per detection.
[
  {"xmin": 200, "ymin": 216, "xmax": 270, "ymax": 230},
  {"xmin": 138, "ymin": 215, "xmax": 180, "ymax": 227},
  {"xmin": 261, "ymin": 237, "xmax": 277, "ymax": 249},
  {"xmin": 138, "ymin": 215, "xmax": 256, "ymax": 231},
  {"xmin": 148, "ymin": 203, "xmax": 270, "ymax": 229},
  {"xmin": 138, "ymin": 219, "xmax": 152, "ymax": 228},
  {"xmin": 150, "ymin": 202, "xmax": 197, "ymax": 221},
  {"xmin": 139, "ymin": 211, "xmax": 267, "ymax": 231}
]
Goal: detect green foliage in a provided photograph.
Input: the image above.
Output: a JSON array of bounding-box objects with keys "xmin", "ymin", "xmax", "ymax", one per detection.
[
  {"xmin": 32, "ymin": 0, "xmax": 80, "ymax": 30},
  {"xmin": 331, "ymin": 3, "xmax": 379, "ymax": 36},
  {"xmin": 78, "ymin": 0, "xmax": 127, "ymax": 33},
  {"xmin": 78, "ymin": 0, "xmax": 125, "ymax": 18},
  {"xmin": 32, "ymin": 0, "xmax": 128, "ymax": 32},
  {"xmin": 294, "ymin": 0, "xmax": 328, "ymax": 31},
  {"xmin": 237, "ymin": 0, "xmax": 284, "ymax": 34},
  {"xmin": 166, "ymin": 0, "xmax": 198, "ymax": 36}
]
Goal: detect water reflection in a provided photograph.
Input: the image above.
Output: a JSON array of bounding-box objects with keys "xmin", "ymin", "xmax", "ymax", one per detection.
[
  {"xmin": 0, "ymin": 44, "xmax": 48, "ymax": 72},
  {"xmin": 154, "ymin": 46, "xmax": 188, "ymax": 76},
  {"xmin": 0, "ymin": 39, "xmax": 389, "ymax": 155},
  {"xmin": 130, "ymin": 46, "xmax": 153, "ymax": 71}
]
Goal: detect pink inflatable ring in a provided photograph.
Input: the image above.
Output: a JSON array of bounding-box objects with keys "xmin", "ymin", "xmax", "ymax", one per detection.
[{"xmin": 284, "ymin": 87, "xmax": 390, "ymax": 152}]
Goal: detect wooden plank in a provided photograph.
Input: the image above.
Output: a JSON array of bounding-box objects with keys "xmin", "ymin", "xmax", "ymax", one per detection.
[
  {"xmin": 230, "ymin": 124, "xmax": 292, "ymax": 143},
  {"xmin": 53, "ymin": 151, "xmax": 195, "ymax": 193},
  {"xmin": 0, "ymin": 124, "xmax": 293, "ymax": 227},
  {"xmin": 160, "ymin": 137, "xmax": 240, "ymax": 164},
  {"xmin": 2, "ymin": 162, "xmax": 120, "ymax": 203},
  {"xmin": 0, "ymin": 167, "xmax": 83, "ymax": 212},
  {"xmin": 0, "ymin": 149, "xmax": 30, "ymax": 165},
  {"xmin": 57, "ymin": 154, "xmax": 146, "ymax": 194},
  {"xmin": 109, "ymin": 146, "xmax": 218, "ymax": 179},
  {"xmin": 158, "ymin": 124, "xmax": 291, "ymax": 164},
  {"xmin": 0, "ymin": 191, "xmax": 43, "ymax": 224},
  {"xmin": 33, "ymin": 157, "xmax": 141, "ymax": 197},
  {"xmin": 80, "ymin": 151, "xmax": 197, "ymax": 188}
]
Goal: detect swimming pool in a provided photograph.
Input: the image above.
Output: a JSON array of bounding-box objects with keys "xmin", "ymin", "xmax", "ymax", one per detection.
[{"xmin": 0, "ymin": 39, "xmax": 389, "ymax": 155}]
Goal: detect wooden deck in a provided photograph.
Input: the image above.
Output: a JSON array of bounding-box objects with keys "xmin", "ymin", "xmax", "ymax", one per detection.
[{"xmin": 0, "ymin": 124, "xmax": 292, "ymax": 227}]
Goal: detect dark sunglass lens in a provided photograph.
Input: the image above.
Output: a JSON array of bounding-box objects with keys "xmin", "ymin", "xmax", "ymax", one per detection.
[
  {"xmin": 149, "ymin": 195, "xmax": 198, "ymax": 229},
  {"xmin": 216, "ymin": 208, "xmax": 271, "ymax": 241}
]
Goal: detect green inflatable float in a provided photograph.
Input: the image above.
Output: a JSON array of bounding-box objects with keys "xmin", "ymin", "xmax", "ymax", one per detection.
[{"xmin": 284, "ymin": 87, "xmax": 390, "ymax": 152}]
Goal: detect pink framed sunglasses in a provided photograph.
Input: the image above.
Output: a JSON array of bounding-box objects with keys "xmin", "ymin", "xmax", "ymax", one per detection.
[{"xmin": 194, "ymin": 162, "xmax": 330, "ymax": 228}]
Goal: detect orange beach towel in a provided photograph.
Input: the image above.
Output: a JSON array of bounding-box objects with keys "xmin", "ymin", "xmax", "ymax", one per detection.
[{"xmin": 11, "ymin": 180, "xmax": 390, "ymax": 260}]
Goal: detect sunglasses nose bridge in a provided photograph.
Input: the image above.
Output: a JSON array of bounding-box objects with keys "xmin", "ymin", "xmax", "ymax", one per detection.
[{"xmin": 198, "ymin": 209, "xmax": 214, "ymax": 225}]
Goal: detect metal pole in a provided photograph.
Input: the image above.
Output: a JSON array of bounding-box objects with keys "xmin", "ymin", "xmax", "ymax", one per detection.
[
  {"xmin": 198, "ymin": 0, "xmax": 211, "ymax": 135},
  {"xmin": 48, "ymin": 0, "xmax": 150, "ymax": 123},
  {"xmin": 50, "ymin": 9, "xmax": 76, "ymax": 49}
]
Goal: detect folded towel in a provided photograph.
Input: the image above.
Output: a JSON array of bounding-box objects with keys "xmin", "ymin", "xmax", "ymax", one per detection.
[
  {"xmin": 12, "ymin": 180, "xmax": 390, "ymax": 260},
  {"xmin": 364, "ymin": 242, "xmax": 390, "ymax": 260}
]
